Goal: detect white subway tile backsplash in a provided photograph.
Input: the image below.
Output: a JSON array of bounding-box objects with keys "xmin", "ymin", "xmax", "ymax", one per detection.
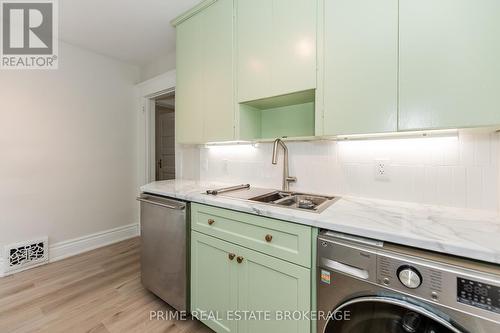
[
  {"xmin": 490, "ymin": 132, "xmax": 499, "ymax": 167},
  {"xmin": 451, "ymin": 166, "xmax": 467, "ymax": 208},
  {"xmin": 186, "ymin": 131, "xmax": 500, "ymax": 212},
  {"xmin": 482, "ymin": 166, "xmax": 498, "ymax": 211},
  {"xmin": 474, "ymin": 133, "xmax": 491, "ymax": 166},
  {"xmin": 466, "ymin": 167, "xmax": 484, "ymax": 209},
  {"xmin": 422, "ymin": 166, "xmax": 439, "ymax": 205},
  {"xmin": 459, "ymin": 133, "xmax": 475, "ymax": 166},
  {"xmin": 436, "ymin": 166, "xmax": 454, "ymax": 206}
]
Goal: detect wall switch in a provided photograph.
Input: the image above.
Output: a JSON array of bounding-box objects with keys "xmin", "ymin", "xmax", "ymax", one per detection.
[{"xmin": 374, "ymin": 159, "xmax": 390, "ymax": 181}]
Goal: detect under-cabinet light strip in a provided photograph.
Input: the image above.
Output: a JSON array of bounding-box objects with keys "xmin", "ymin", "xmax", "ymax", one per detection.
[
  {"xmin": 203, "ymin": 129, "xmax": 459, "ymax": 146},
  {"xmin": 335, "ymin": 129, "xmax": 459, "ymax": 141}
]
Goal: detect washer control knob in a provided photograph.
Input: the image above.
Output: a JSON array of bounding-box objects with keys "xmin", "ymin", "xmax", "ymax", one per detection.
[
  {"xmin": 397, "ymin": 266, "xmax": 422, "ymax": 289},
  {"xmin": 383, "ymin": 278, "xmax": 390, "ymax": 285}
]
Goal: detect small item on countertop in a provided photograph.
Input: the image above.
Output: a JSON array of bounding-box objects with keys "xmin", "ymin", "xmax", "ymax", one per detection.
[
  {"xmin": 206, "ymin": 184, "xmax": 250, "ymax": 195},
  {"xmin": 298, "ymin": 199, "xmax": 315, "ymax": 209}
]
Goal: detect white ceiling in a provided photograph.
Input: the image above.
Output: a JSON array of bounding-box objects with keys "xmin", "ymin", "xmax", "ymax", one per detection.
[{"xmin": 60, "ymin": 0, "xmax": 201, "ymax": 67}]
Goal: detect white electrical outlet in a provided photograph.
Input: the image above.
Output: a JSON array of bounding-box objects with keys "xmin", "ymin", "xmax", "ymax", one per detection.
[{"xmin": 374, "ymin": 159, "xmax": 390, "ymax": 181}]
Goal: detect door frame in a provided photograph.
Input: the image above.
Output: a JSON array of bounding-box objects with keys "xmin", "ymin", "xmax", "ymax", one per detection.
[{"xmin": 135, "ymin": 70, "xmax": 176, "ymax": 185}]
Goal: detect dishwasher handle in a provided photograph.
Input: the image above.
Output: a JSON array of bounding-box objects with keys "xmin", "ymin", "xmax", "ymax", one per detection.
[{"xmin": 137, "ymin": 196, "xmax": 185, "ymax": 210}]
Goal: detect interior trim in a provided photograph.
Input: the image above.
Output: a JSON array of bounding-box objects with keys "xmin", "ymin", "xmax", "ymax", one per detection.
[{"xmin": 170, "ymin": 0, "xmax": 218, "ymax": 26}]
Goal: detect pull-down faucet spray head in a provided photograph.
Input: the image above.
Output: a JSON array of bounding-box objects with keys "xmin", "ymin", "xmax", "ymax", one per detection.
[
  {"xmin": 272, "ymin": 138, "xmax": 282, "ymax": 164},
  {"xmin": 271, "ymin": 138, "xmax": 296, "ymax": 191}
]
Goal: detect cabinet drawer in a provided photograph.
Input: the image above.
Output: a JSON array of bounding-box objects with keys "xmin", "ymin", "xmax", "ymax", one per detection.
[{"xmin": 191, "ymin": 203, "xmax": 312, "ymax": 267}]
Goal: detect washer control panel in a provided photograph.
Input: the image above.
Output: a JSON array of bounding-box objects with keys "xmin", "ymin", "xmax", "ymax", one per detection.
[
  {"xmin": 377, "ymin": 256, "xmax": 443, "ymax": 300},
  {"xmin": 318, "ymin": 232, "xmax": 500, "ymax": 324},
  {"xmin": 397, "ymin": 266, "xmax": 423, "ymax": 289},
  {"xmin": 457, "ymin": 277, "xmax": 500, "ymax": 314}
]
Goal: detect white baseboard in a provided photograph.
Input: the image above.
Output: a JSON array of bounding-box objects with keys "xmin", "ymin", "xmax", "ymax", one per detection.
[
  {"xmin": 0, "ymin": 223, "xmax": 140, "ymax": 277},
  {"xmin": 49, "ymin": 223, "xmax": 140, "ymax": 262}
]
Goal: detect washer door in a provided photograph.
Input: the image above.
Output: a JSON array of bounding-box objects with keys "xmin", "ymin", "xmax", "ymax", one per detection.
[{"xmin": 324, "ymin": 296, "xmax": 465, "ymax": 333}]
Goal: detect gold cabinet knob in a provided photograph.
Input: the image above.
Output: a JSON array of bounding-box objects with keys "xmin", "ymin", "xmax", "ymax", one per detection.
[
  {"xmin": 265, "ymin": 234, "xmax": 273, "ymax": 242},
  {"xmin": 228, "ymin": 253, "xmax": 235, "ymax": 260},
  {"xmin": 236, "ymin": 256, "xmax": 244, "ymax": 264},
  {"xmin": 208, "ymin": 219, "xmax": 215, "ymax": 225}
]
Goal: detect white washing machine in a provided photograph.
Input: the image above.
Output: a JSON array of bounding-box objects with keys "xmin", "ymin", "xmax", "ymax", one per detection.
[{"xmin": 317, "ymin": 231, "xmax": 500, "ymax": 333}]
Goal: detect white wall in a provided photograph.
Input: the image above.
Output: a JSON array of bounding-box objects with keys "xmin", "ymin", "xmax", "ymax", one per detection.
[
  {"xmin": 498, "ymin": 131, "xmax": 500, "ymax": 210},
  {"xmin": 140, "ymin": 52, "xmax": 176, "ymax": 82},
  {"xmin": 0, "ymin": 42, "xmax": 140, "ymax": 254},
  {"xmin": 198, "ymin": 131, "xmax": 500, "ymax": 212}
]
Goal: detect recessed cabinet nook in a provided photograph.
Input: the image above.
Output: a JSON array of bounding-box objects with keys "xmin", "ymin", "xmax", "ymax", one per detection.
[{"xmin": 173, "ymin": 0, "xmax": 500, "ymax": 144}]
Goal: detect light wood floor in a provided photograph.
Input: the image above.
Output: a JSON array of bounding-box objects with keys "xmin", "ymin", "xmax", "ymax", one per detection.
[{"xmin": 0, "ymin": 237, "xmax": 212, "ymax": 333}]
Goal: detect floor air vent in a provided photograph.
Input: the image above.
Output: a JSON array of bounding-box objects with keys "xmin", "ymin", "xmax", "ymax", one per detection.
[{"xmin": 4, "ymin": 237, "xmax": 48, "ymax": 273}]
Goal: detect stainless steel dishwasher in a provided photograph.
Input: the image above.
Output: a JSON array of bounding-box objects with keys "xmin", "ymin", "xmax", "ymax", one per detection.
[{"xmin": 137, "ymin": 193, "xmax": 189, "ymax": 312}]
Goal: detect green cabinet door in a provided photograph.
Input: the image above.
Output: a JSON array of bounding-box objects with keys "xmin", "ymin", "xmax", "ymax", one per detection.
[
  {"xmin": 399, "ymin": 0, "xmax": 500, "ymax": 130},
  {"xmin": 175, "ymin": 0, "xmax": 235, "ymax": 144},
  {"xmin": 191, "ymin": 231, "xmax": 238, "ymax": 333},
  {"xmin": 237, "ymin": 245, "xmax": 311, "ymax": 333},
  {"xmin": 202, "ymin": 0, "xmax": 235, "ymax": 142},
  {"xmin": 237, "ymin": 0, "xmax": 316, "ymax": 102},
  {"xmin": 236, "ymin": 0, "xmax": 272, "ymax": 103},
  {"xmin": 322, "ymin": 0, "xmax": 398, "ymax": 135},
  {"xmin": 192, "ymin": 230, "xmax": 312, "ymax": 333},
  {"xmin": 176, "ymin": 11, "xmax": 204, "ymax": 144}
]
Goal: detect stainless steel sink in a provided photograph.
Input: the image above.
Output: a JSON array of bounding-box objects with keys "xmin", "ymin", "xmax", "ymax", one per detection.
[
  {"xmin": 204, "ymin": 185, "xmax": 339, "ymax": 213},
  {"xmin": 248, "ymin": 191, "xmax": 339, "ymax": 213},
  {"xmin": 249, "ymin": 191, "xmax": 290, "ymax": 203}
]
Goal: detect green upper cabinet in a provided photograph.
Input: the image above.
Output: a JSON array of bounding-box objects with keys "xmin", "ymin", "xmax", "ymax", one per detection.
[
  {"xmin": 174, "ymin": 0, "xmax": 500, "ymax": 143},
  {"xmin": 201, "ymin": 0, "xmax": 235, "ymax": 142},
  {"xmin": 174, "ymin": 0, "xmax": 234, "ymax": 144},
  {"xmin": 399, "ymin": 0, "xmax": 500, "ymax": 130},
  {"xmin": 236, "ymin": 0, "xmax": 317, "ymax": 102},
  {"xmin": 321, "ymin": 0, "xmax": 398, "ymax": 135},
  {"xmin": 176, "ymin": 9, "xmax": 204, "ymax": 144}
]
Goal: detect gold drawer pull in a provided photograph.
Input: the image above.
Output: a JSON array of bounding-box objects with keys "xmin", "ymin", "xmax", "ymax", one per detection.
[
  {"xmin": 236, "ymin": 256, "xmax": 244, "ymax": 264},
  {"xmin": 265, "ymin": 234, "xmax": 273, "ymax": 242},
  {"xmin": 208, "ymin": 219, "xmax": 215, "ymax": 225},
  {"xmin": 228, "ymin": 253, "xmax": 235, "ymax": 260}
]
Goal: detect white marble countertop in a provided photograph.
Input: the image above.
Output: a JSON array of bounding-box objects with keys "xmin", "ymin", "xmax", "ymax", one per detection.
[{"xmin": 141, "ymin": 180, "xmax": 500, "ymax": 265}]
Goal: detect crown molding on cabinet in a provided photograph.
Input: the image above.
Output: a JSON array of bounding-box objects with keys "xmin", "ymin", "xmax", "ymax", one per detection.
[{"xmin": 170, "ymin": 0, "xmax": 218, "ymax": 27}]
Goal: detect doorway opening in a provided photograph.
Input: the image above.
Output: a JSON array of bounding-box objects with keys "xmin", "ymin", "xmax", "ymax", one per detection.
[{"xmin": 154, "ymin": 92, "xmax": 175, "ymax": 181}]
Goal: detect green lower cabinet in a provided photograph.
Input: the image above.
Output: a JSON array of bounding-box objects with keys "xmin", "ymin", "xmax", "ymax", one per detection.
[
  {"xmin": 191, "ymin": 231, "xmax": 311, "ymax": 333},
  {"xmin": 237, "ymin": 245, "xmax": 311, "ymax": 333},
  {"xmin": 191, "ymin": 231, "xmax": 238, "ymax": 333}
]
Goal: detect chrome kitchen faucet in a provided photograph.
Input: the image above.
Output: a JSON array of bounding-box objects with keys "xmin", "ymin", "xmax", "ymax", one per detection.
[{"xmin": 272, "ymin": 138, "xmax": 297, "ymax": 192}]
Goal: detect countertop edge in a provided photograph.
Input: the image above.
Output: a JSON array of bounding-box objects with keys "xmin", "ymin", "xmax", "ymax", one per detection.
[{"xmin": 140, "ymin": 182, "xmax": 500, "ymax": 265}]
